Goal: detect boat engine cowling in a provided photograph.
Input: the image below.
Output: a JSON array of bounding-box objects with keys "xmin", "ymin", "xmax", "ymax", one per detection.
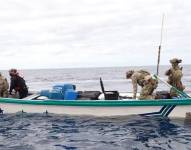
[{"xmin": 40, "ymin": 84, "xmax": 78, "ymax": 100}]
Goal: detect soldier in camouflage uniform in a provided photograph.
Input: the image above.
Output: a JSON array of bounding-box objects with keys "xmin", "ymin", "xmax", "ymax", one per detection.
[
  {"xmin": 165, "ymin": 58, "xmax": 185, "ymax": 97},
  {"xmin": 0, "ymin": 73, "xmax": 9, "ymax": 97},
  {"xmin": 126, "ymin": 70, "xmax": 158, "ymax": 100}
]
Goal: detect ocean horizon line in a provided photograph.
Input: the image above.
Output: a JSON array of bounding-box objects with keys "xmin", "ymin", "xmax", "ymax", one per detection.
[{"xmin": 1, "ymin": 64, "xmax": 191, "ymax": 71}]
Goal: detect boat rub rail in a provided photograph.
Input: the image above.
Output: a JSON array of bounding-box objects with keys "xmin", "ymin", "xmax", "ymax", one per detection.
[{"xmin": 0, "ymin": 98, "xmax": 191, "ymax": 107}]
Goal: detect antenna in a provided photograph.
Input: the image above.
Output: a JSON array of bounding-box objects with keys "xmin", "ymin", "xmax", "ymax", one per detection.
[{"xmin": 156, "ymin": 14, "xmax": 165, "ymax": 75}]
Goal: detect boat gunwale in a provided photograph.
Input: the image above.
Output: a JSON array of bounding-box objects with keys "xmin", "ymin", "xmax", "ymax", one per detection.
[{"xmin": 0, "ymin": 98, "xmax": 191, "ymax": 107}]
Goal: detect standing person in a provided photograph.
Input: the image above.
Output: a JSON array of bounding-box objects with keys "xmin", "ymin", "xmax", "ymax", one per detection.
[
  {"xmin": 165, "ymin": 58, "xmax": 185, "ymax": 97},
  {"xmin": 0, "ymin": 73, "xmax": 9, "ymax": 97},
  {"xmin": 126, "ymin": 70, "xmax": 158, "ymax": 100},
  {"xmin": 9, "ymin": 69, "xmax": 28, "ymax": 99}
]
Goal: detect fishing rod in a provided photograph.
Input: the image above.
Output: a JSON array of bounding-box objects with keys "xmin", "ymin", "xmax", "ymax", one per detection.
[{"xmin": 156, "ymin": 14, "xmax": 165, "ymax": 75}]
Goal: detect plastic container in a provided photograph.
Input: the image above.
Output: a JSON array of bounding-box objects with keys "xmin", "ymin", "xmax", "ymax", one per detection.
[
  {"xmin": 64, "ymin": 89, "xmax": 78, "ymax": 100},
  {"xmin": 49, "ymin": 89, "xmax": 64, "ymax": 100},
  {"xmin": 53, "ymin": 84, "xmax": 75, "ymax": 93}
]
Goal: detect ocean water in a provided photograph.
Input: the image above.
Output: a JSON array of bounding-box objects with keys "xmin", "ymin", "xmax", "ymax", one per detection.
[
  {"xmin": 1, "ymin": 114, "xmax": 191, "ymax": 150},
  {"xmin": 0, "ymin": 66, "xmax": 191, "ymax": 150}
]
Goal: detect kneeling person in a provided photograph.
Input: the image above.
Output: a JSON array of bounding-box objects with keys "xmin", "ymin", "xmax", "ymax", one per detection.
[
  {"xmin": 126, "ymin": 70, "xmax": 158, "ymax": 100},
  {"xmin": 0, "ymin": 73, "xmax": 9, "ymax": 97},
  {"xmin": 9, "ymin": 69, "xmax": 28, "ymax": 99}
]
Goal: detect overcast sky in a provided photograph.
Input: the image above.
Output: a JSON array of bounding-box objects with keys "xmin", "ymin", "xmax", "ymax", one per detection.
[{"xmin": 0, "ymin": 0, "xmax": 191, "ymax": 69}]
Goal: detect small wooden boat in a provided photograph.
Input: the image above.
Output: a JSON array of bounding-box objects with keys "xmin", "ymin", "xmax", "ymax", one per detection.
[
  {"xmin": 0, "ymin": 78, "xmax": 190, "ymax": 118},
  {"xmin": 0, "ymin": 92, "xmax": 191, "ymax": 118}
]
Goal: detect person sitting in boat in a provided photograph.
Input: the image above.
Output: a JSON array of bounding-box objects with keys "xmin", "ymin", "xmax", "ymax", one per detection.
[
  {"xmin": 165, "ymin": 58, "xmax": 185, "ymax": 97},
  {"xmin": 9, "ymin": 69, "xmax": 28, "ymax": 99},
  {"xmin": 0, "ymin": 73, "xmax": 9, "ymax": 97},
  {"xmin": 126, "ymin": 70, "xmax": 158, "ymax": 100}
]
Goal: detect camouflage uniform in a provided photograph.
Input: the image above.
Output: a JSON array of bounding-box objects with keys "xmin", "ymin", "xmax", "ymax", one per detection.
[
  {"xmin": 165, "ymin": 58, "xmax": 185, "ymax": 97},
  {"xmin": 0, "ymin": 73, "xmax": 9, "ymax": 97},
  {"xmin": 126, "ymin": 70, "xmax": 158, "ymax": 99}
]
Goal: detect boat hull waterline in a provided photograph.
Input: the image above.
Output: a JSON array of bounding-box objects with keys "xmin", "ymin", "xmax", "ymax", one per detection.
[{"xmin": 0, "ymin": 98, "xmax": 191, "ymax": 118}]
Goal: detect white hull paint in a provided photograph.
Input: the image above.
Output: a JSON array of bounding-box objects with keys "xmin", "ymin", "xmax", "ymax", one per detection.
[
  {"xmin": 0, "ymin": 103, "xmax": 161, "ymax": 116},
  {"xmin": 0, "ymin": 102, "xmax": 190, "ymax": 118}
]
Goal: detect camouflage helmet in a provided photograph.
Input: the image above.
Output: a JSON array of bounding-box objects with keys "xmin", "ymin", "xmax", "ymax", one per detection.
[
  {"xmin": 126, "ymin": 70, "xmax": 134, "ymax": 79},
  {"xmin": 170, "ymin": 58, "xmax": 182, "ymax": 64}
]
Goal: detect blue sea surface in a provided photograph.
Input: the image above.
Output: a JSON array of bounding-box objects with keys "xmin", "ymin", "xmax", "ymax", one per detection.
[
  {"xmin": 0, "ymin": 114, "xmax": 191, "ymax": 150},
  {"xmin": 0, "ymin": 66, "xmax": 191, "ymax": 150}
]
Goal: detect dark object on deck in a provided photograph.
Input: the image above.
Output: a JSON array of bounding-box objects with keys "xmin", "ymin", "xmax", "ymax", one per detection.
[
  {"xmin": 155, "ymin": 91, "xmax": 171, "ymax": 99},
  {"xmin": 100, "ymin": 77, "xmax": 119, "ymax": 100},
  {"xmin": 104, "ymin": 91, "xmax": 119, "ymax": 100},
  {"xmin": 78, "ymin": 91, "xmax": 101, "ymax": 100}
]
